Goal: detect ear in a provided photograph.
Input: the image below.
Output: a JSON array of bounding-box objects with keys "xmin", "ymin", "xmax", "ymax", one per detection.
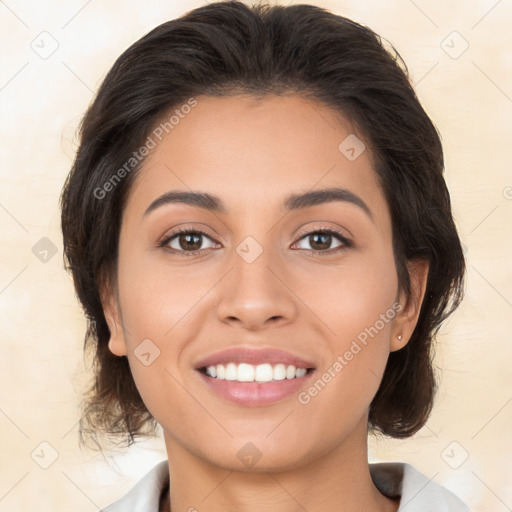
[
  {"xmin": 390, "ymin": 259, "xmax": 429, "ymax": 352},
  {"xmin": 100, "ymin": 279, "xmax": 128, "ymax": 357}
]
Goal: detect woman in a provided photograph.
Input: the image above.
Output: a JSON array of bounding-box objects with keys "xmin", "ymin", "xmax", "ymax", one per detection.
[{"xmin": 60, "ymin": 1, "xmax": 469, "ymax": 510}]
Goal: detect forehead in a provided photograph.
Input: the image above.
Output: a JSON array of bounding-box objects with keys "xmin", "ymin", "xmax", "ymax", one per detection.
[{"xmin": 125, "ymin": 94, "xmax": 389, "ymax": 224}]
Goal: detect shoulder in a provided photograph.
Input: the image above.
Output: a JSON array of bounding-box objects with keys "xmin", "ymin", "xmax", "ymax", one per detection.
[
  {"xmin": 369, "ymin": 461, "xmax": 471, "ymax": 511},
  {"xmin": 103, "ymin": 460, "xmax": 169, "ymax": 512}
]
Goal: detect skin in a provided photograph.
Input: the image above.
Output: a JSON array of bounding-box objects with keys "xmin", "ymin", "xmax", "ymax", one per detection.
[{"xmin": 102, "ymin": 94, "xmax": 429, "ymax": 512}]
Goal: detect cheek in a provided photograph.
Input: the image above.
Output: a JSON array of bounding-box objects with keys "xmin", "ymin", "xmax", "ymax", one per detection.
[
  {"xmin": 116, "ymin": 247, "xmax": 213, "ymax": 343},
  {"xmin": 115, "ymin": 254, "xmax": 202, "ymax": 424},
  {"xmin": 114, "ymin": 250, "xmax": 222, "ymax": 417},
  {"xmin": 292, "ymin": 243, "xmax": 398, "ymax": 342},
  {"xmin": 294, "ymin": 247, "xmax": 398, "ymax": 404}
]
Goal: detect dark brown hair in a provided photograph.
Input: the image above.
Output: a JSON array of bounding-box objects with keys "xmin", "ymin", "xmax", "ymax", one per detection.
[{"xmin": 60, "ymin": 0, "xmax": 465, "ymax": 449}]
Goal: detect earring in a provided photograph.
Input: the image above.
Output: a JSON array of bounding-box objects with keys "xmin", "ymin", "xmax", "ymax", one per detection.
[{"xmin": 397, "ymin": 335, "xmax": 402, "ymax": 341}]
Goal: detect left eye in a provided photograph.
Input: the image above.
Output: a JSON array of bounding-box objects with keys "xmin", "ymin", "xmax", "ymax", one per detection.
[
  {"xmin": 160, "ymin": 228, "xmax": 351, "ymax": 255},
  {"xmin": 293, "ymin": 229, "xmax": 349, "ymax": 252}
]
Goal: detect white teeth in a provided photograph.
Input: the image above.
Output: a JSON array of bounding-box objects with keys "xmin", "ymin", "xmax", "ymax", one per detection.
[
  {"xmin": 237, "ymin": 363, "xmax": 254, "ymax": 382},
  {"xmin": 295, "ymin": 368, "xmax": 307, "ymax": 378},
  {"xmin": 273, "ymin": 364, "xmax": 286, "ymax": 381},
  {"xmin": 225, "ymin": 363, "xmax": 237, "ymax": 380},
  {"xmin": 205, "ymin": 363, "xmax": 310, "ymax": 382},
  {"xmin": 255, "ymin": 363, "xmax": 273, "ymax": 382}
]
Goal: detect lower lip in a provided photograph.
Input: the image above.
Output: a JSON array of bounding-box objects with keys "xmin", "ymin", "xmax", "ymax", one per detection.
[{"xmin": 197, "ymin": 370, "xmax": 315, "ymax": 407}]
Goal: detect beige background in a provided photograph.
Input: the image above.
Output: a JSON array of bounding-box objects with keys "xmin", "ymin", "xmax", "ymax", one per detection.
[{"xmin": 1, "ymin": 0, "xmax": 511, "ymax": 510}]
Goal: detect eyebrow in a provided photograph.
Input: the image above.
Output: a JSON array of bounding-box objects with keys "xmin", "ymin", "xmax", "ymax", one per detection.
[{"xmin": 144, "ymin": 187, "xmax": 373, "ymax": 220}]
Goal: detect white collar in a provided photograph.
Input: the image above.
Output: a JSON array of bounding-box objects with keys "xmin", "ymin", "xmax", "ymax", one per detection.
[{"xmin": 104, "ymin": 460, "xmax": 470, "ymax": 511}]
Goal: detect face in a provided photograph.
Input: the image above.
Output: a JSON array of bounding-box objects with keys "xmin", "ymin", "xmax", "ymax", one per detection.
[{"xmin": 103, "ymin": 94, "xmax": 427, "ymax": 472}]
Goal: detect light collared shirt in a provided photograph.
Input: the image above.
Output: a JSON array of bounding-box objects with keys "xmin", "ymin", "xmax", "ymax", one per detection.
[{"xmin": 103, "ymin": 460, "xmax": 471, "ymax": 511}]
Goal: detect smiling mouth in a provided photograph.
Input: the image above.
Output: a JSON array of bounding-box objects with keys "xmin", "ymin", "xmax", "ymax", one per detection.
[{"xmin": 198, "ymin": 362, "xmax": 315, "ymax": 382}]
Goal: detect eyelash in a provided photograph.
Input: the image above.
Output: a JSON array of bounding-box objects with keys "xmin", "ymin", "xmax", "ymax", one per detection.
[{"xmin": 158, "ymin": 226, "xmax": 353, "ymax": 257}]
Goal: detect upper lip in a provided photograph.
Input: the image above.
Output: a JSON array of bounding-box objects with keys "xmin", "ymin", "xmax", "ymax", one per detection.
[{"xmin": 194, "ymin": 346, "xmax": 316, "ymax": 370}]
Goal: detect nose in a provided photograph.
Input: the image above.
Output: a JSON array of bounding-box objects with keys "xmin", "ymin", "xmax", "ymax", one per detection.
[{"xmin": 216, "ymin": 246, "xmax": 298, "ymax": 331}]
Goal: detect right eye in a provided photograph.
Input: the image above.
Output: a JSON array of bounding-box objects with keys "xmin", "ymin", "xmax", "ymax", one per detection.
[{"xmin": 159, "ymin": 228, "xmax": 220, "ymax": 256}]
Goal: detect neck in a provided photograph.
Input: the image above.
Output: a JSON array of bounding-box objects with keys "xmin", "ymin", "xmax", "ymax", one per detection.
[{"xmin": 162, "ymin": 415, "xmax": 399, "ymax": 512}]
